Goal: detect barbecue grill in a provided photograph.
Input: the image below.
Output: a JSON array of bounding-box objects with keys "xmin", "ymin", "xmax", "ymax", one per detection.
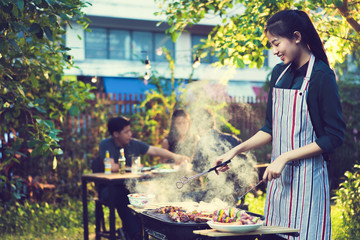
[{"xmin": 138, "ymin": 209, "xmax": 265, "ymax": 240}]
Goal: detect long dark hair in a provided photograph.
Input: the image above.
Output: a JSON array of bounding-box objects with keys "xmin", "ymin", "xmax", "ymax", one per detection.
[
  {"xmin": 265, "ymin": 10, "xmax": 329, "ymax": 66},
  {"xmin": 167, "ymin": 109, "xmax": 192, "ymax": 150}
]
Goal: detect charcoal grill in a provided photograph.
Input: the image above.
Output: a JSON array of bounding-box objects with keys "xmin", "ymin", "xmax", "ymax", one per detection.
[{"xmin": 138, "ymin": 209, "xmax": 265, "ymax": 240}]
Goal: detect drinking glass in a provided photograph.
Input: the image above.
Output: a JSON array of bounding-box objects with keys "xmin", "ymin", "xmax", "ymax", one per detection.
[{"xmin": 131, "ymin": 156, "xmax": 141, "ymax": 174}]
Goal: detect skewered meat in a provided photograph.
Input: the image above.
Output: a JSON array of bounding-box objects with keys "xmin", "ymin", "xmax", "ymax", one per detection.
[
  {"xmin": 154, "ymin": 206, "xmax": 186, "ymax": 214},
  {"xmin": 154, "ymin": 206, "xmax": 213, "ymax": 223}
]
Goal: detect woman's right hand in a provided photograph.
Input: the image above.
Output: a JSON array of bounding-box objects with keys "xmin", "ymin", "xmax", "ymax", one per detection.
[{"xmin": 214, "ymin": 150, "xmax": 237, "ymax": 175}]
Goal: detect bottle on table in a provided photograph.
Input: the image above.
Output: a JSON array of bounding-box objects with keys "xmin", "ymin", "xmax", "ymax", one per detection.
[
  {"xmin": 119, "ymin": 148, "xmax": 126, "ymax": 174},
  {"xmin": 104, "ymin": 150, "xmax": 112, "ymax": 174}
]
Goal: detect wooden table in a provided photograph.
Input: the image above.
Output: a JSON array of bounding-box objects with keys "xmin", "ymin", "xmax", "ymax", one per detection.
[
  {"xmin": 81, "ymin": 172, "xmax": 149, "ymax": 240},
  {"xmin": 193, "ymin": 226, "xmax": 299, "ymax": 239}
]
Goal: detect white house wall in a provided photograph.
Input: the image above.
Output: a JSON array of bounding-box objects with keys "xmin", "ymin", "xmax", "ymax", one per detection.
[{"xmin": 64, "ymin": 0, "xmax": 281, "ymax": 93}]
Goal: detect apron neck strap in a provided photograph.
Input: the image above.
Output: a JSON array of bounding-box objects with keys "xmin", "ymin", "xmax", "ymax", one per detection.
[
  {"xmin": 275, "ymin": 63, "xmax": 292, "ymax": 86},
  {"xmin": 300, "ymin": 53, "xmax": 315, "ymax": 91},
  {"xmin": 274, "ymin": 54, "xmax": 316, "ymax": 91}
]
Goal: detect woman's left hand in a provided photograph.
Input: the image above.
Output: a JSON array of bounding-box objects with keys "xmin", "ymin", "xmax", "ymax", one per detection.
[{"xmin": 263, "ymin": 154, "xmax": 290, "ymax": 181}]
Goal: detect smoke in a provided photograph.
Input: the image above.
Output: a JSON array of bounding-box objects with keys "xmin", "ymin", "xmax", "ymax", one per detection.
[{"xmin": 127, "ymin": 79, "xmax": 259, "ymax": 206}]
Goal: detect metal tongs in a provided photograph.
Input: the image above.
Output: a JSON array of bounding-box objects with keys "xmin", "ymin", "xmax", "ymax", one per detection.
[{"xmin": 176, "ymin": 159, "xmax": 231, "ymax": 189}]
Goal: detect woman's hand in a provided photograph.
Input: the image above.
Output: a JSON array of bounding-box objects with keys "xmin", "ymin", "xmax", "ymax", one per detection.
[
  {"xmin": 262, "ymin": 154, "xmax": 289, "ymax": 181},
  {"xmin": 214, "ymin": 150, "xmax": 237, "ymax": 175}
]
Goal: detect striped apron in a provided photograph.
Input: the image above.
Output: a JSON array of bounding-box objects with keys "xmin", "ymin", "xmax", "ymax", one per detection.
[{"xmin": 264, "ymin": 54, "xmax": 331, "ymax": 240}]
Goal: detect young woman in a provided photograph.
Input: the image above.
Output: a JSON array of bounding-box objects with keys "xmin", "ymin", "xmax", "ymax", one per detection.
[
  {"xmin": 161, "ymin": 109, "xmax": 198, "ymax": 161},
  {"xmin": 215, "ymin": 10, "xmax": 345, "ymax": 240}
]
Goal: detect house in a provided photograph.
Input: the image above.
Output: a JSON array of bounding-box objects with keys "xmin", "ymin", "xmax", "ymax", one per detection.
[{"xmin": 64, "ymin": 0, "xmax": 280, "ymax": 99}]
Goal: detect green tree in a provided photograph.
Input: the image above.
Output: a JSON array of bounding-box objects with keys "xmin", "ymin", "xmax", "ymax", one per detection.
[
  {"xmin": 131, "ymin": 48, "xmax": 185, "ymax": 166},
  {"xmin": 155, "ymin": 0, "xmax": 359, "ymax": 70},
  {"xmin": 0, "ymin": 0, "xmax": 93, "ymax": 205}
]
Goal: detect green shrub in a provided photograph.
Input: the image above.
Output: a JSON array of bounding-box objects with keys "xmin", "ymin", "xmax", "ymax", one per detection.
[
  {"xmin": 0, "ymin": 199, "xmax": 95, "ymax": 239},
  {"xmin": 335, "ymin": 164, "xmax": 360, "ymax": 239}
]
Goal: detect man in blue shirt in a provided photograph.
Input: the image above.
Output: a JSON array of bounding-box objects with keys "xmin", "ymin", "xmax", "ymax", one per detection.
[{"xmin": 93, "ymin": 116, "xmax": 190, "ymax": 240}]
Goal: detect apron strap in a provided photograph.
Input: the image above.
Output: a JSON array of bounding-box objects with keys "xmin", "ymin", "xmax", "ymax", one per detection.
[
  {"xmin": 300, "ymin": 54, "xmax": 315, "ymax": 91},
  {"xmin": 275, "ymin": 63, "xmax": 292, "ymax": 86}
]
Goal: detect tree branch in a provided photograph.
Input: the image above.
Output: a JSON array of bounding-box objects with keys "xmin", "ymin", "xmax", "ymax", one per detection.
[{"xmin": 337, "ymin": 0, "xmax": 360, "ymax": 34}]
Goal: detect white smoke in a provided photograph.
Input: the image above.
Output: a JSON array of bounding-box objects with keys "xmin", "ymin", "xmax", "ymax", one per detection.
[{"xmin": 127, "ymin": 79, "xmax": 259, "ymax": 206}]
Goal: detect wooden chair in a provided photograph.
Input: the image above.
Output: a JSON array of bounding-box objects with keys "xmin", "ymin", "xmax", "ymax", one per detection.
[
  {"xmin": 91, "ymin": 157, "xmax": 126, "ymax": 240},
  {"xmin": 94, "ymin": 198, "xmax": 126, "ymax": 240}
]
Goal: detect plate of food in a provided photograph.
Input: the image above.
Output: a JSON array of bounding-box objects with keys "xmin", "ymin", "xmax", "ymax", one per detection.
[
  {"xmin": 207, "ymin": 208, "xmax": 263, "ymax": 233},
  {"xmin": 150, "ymin": 163, "xmax": 178, "ymax": 174},
  {"xmin": 150, "ymin": 168, "xmax": 178, "ymax": 174},
  {"xmin": 207, "ymin": 221, "xmax": 263, "ymax": 233}
]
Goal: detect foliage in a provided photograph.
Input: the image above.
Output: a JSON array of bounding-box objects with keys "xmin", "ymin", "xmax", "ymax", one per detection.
[
  {"xmin": 0, "ymin": 199, "xmax": 95, "ymax": 239},
  {"xmin": 335, "ymin": 164, "xmax": 360, "ymax": 239},
  {"xmin": 155, "ymin": 0, "xmax": 360, "ymax": 69},
  {"xmin": 245, "ymin": 191, "xmax": 266, "ymax": 216},
  {"xmin": 329, "ymin": 76, "xmax": 360, "ymax": 189},
  {"xmin": 0, "ymin": 0, "xmax": 93, "ymax": 207},
  {"xmin": 55, "ymin": 93, "xmax": 113, "ymax": 199},
  {"xmin": 331, "ymin": 201, "xmax": 347, "ymax": 240}
]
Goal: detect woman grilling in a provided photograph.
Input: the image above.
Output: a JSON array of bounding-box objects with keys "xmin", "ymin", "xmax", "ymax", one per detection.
[{"xmin": 215, "ymin": 10, "xmax": 345, "ymax": 240}]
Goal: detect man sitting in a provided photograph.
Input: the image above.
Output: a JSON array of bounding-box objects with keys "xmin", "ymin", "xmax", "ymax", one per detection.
[{"xmin": 92, "ymin": 116, "xmax": 190, "ymax": 240}]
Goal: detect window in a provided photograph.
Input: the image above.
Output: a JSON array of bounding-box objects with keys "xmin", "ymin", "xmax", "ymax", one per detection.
[
  {"xmin": 191, "ymin": 34, "xmax": 217, "ymax": 64},
  {"xmin": 263, "ymin": 50, "xmax": 269, "ymax": 67},
  {"xmin": 85, "ymin": 27, "xmax": 174, "ymax": 62},
  {"xmin": 109, "ymin": 30, "xmax": 131, "ymax": 60},
  {"xmin": 154, "ymin": 33, "xmax": 175, "ymax": 62},
  {"xmin": 132, "ymin": 31, "xmax": 153, "ymax": 61},
  {"xmin": 85, "ymin": 28, "xmax": 107, "ymax": 59}
]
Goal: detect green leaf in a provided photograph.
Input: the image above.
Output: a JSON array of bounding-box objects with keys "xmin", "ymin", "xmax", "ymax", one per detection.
[
  {"xmin": 0, "ymin": 38, "xmax": 5, "ymax": 51},
  {"xmin": 69, "ymin": 105, "xmax": 80, "ymax": 116},
  {"xmin": 15, "ymin": 0, "xmax": 24, "ymax": 10},
  {"xmin": 30, "ymin": 73, "xmax": 38, "ymax": 88},
  {"xmin": 36, "ymin": 28, "xmax": 44, "ymax": 39},
  {"xmin": 13, "ymin": 138, "xmax": 23, "ymax": 151},
  {"xmin": 29, "ymin": 23, "xmax": 41, "ymax": 33},
  {"xmin": 55, "ymin": 74, "xmax": 61, "ymax": 81},
  {"xmin": 35, "ymin": 106, "xmax": 47, "ymax": 114},
  {"xmin": 17, "ymin": 85, "xmax": 25, "ymax": 97},
  {"xmin": 236, "ymin": 58, "xmax": 245, "ymax": 68},
  {"xmin": 43, "ymin": 120, "xmax": 55, "ymax": 129},
  {"xmin": 44, "ymin": 26, "xmax": 53, "ymax": 41},
  {"xmin": 171, "ymin": 31, "xmax": 180, "ymax": 42},
  {"xmin": 53, "ymin": 148, "xmax": 63, "ymax": 155},
  {"xmin": 12, "ymin": 3, "xmax": 19, "ymax": 17},
  {"xmin": 59, "ymin": 13, "xmax": 69, "ymax": 20},
  {"xmin": 49, "ymin": 14, "xmax": 57, "ymax": 24},
  {"xmin": 9, "ymin": 39, "xmax": 19, "ymax": 51},
  {"xmin": 27, "ymin": 140, "xmax": 37, "ymax": 148},
  {"xmin": 334, "ymin": 0, "xmax": 343, "ymax": 7}
]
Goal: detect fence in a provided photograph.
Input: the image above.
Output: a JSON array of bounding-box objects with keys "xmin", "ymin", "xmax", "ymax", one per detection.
[
  {"xmin": 57, "ymin": 93, "xmax": 268, "ymax": 162},
  {"xmin": 0, "ymin": 92, "xmax": 267, "ymax": 163},
  {"xmin": 67, "ymin": 93, "xmax": 266, "ymax": 140}
]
